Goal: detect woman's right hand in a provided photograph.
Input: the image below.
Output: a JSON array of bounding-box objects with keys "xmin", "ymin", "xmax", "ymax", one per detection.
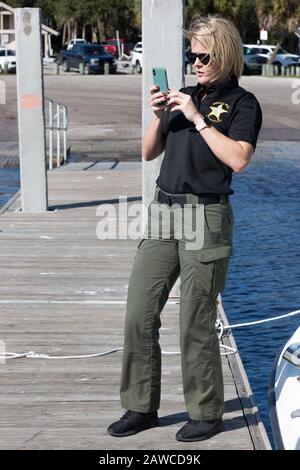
[{"xmin": 149, "ymin": 86, "xmax": 168, "ymax": 118}]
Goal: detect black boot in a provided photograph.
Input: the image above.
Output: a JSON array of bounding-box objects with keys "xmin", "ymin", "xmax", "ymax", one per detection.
[
  {"xmin": 176, "ymin": 418, "xmax": 223, "ymax": 442},
  {"xmin": 107, "ymin": 410, "xmax": 159, "ymax": 437}
]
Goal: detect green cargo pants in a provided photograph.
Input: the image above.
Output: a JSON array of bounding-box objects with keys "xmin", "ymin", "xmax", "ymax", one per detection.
[{"xmin": 120, "ymin": 188, "xmax": 234, "ymax": 420}]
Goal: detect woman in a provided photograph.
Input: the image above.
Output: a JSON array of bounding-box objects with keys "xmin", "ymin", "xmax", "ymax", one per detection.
[{"xmin": 107, "ymin": 15, "xmax": 262, "ymax": 442}]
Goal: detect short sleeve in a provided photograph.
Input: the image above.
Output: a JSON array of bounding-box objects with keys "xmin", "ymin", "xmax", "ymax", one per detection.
[{"xmin": 228, "ymin": 93, "xmax": 263, "ymax": 150}]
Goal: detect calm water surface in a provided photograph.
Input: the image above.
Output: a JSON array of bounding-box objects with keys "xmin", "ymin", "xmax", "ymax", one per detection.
[
  {"xmin": 0, "ymin": 167, "xmax": 20, "ymax": 208},
  {"xmin": 223, "ymin": 152, "xmax": 300, "ymax": 447}
]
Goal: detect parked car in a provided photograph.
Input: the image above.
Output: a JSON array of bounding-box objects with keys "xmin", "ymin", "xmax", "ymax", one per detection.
[
  {"xmin": 0, "ymin": 49, "xmax": 16, "ymax": 73},
  {"xmin": 124, "ymin": 42, "xmax": 134, "ymax": 56},
  {"xmin": 131, "ymin": 42, "xmax": 267, "ymax": 76},
  {"xmin": 243, "ymin": 46, "xmax": 268, "ymax": 74},
  {"xmin": 66, "ymin": 38, "xmax": 87, "ymax": 50},
  {"xmin": 244, "ymin": 44, "xmax": 300, "ymax": 69},
  {"xmin": 131, "ymin": 41, "xmax": 142, "ymax": 73},
  {"xmin": 102, "ymin": 39, "xmax": 133, "ymax": 58},
  {"xmin": 57, "ymin": 44, "xmax": 117, "ymax": 75}
]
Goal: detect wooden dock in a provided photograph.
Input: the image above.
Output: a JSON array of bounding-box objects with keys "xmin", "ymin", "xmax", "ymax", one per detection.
[{"xmin": 0, "ymin": 163, "xmax": 271, "ymax": 450}]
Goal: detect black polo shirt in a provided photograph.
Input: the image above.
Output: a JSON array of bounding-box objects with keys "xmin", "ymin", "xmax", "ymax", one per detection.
[{"xmin": 156, "ymin": 74, "xmax": 262, "ymax": 195}]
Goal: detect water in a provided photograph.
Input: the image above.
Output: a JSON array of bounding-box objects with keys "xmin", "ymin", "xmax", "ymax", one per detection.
[
  {"xmin": 0, "ymin": 154, "xmax": 299, "ymax": 447},
  {"xmin": 0, "ymin": 167, "xmax": 20, "ymax": 208},
  {"xmin": 222, "ymin": 152, "xmax": 300, "ymax": 447}
]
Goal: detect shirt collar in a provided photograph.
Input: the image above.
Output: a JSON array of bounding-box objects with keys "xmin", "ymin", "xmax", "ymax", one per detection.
[{"xmin": 194, "ymin": 74, "xmax": 238, "ymax": 100}]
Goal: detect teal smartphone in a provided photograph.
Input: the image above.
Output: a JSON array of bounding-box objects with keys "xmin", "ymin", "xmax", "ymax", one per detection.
[{"xmin": 152, "ymin": 67, "xmax": 169, "ymax": 106}]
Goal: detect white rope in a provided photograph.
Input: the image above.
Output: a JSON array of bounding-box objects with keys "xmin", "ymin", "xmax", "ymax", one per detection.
[
  {"xmin": 0, "ymin": 309, "xmax": 299, "ymax": 361},
  {"xmin": 0, "ymin": 346, "xmax": 233, "ymax": 359},
  {"xmin": 0, "ymin": 348, "xmax": 181, "ymax": 360},
  {"xmin": 0, "ymin": 345, "xmax": 236, "ymax": 360},
  {"xmin": 0, "ymin": 349, "xmax": 124, "ymax": 360},
  {"xmin": 223, "ymin": 308, "xmax": 300, "ymax": 330},
  {"xmin": 220, "ymin": 344, "xmax": 237, "ymax": 356},
  {"xmin": 215, "ymin": 318, "xmax": 224, "ymax": 339}
]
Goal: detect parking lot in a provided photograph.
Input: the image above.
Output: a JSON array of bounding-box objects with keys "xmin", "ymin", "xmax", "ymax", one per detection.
[{"xmin": 0, "ymin": 73, "xmax": 299, "ymax": 163}]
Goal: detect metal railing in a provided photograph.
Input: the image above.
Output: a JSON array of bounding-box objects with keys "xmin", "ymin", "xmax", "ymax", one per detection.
[{"xmin": 45, "ymin": 98, "xmax": 68, "ymax": 170}]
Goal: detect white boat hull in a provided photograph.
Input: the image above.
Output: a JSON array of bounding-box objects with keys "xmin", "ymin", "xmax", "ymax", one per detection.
[{"xmin": 269, "ymin": 326, "xmax": 300, "ymax": 450}]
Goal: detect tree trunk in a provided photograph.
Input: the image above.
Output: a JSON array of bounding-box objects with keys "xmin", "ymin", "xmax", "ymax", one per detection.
[
  {"xmin": 67, "ymin": 19, "xmax": 71, "ymax": 43},
  {"xmin": 82, "ymin": 23, "xmax": 86, "ymax": 40},
  {"xmin": 62, "ymin": 21, "xmax": 67, "ymax": 46},
  {"xmin": 268, "ymin": 37, "xmax": 285, "ymax": 64},
  {"xmin": 97, "ymin": 18, "xmax": 104, "ymax": 42},
  {"xmin": 101, "ymin": 14, "xmax": 108, "ymax": 39},
  {"xmin": 74, "ymin": 20, "xmax": 78, "ymax": 39},
  {"xmin": 92, "ymin": 26, "xmax": 98, "ymax": 43}
]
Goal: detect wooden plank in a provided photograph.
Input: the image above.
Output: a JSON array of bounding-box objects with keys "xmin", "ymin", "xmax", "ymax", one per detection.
[
  {"xmin": 218, "ymin": 300, "xmax": 272, "ymax": 450},
  {"xmin": 0, "ymin": 168, "xmax": 270, "ymax": 449}
]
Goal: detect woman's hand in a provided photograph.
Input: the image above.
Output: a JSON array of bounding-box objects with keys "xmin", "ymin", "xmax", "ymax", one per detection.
[
  {"xmin": 149, "ymin": 85, "xmax": 168, "ymax": 118},
  {"xmin": 167, "ymin": 90, "xmax": 201, "ymax": 123}
]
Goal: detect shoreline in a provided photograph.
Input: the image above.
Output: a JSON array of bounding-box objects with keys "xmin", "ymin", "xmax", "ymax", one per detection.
[{"xmin": 0, "ymin": 140, "xmax": 300, "ymax": 170}]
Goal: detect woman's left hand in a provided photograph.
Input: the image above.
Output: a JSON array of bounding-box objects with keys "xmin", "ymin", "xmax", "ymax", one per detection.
[{"xmin": 167, "ymin": 90, "xmax": 201, "ymax": 123}]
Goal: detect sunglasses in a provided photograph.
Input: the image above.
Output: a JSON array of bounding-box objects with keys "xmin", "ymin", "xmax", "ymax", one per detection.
[{"xmin": 186, "ymin": 51, "xmax": 211, "ymax": 65}]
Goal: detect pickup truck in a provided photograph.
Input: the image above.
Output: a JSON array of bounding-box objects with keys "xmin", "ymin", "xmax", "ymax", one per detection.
[
  {"xmin": 102, "ymin": 39, "xmax": 133, "ymax": 58},
  {"xmin": 66, "ymin": 38, "xmax": 87, "ymax": 50},
  {"xmin": 57, "ymin": 44, "xmax": 117, "ymax": 74}
]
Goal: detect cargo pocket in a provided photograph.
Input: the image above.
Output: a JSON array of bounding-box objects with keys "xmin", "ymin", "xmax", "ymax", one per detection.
[
  {"xmin": 196, "ymin": 203, "xmax": 234, "ymax": 262},
  {"xmin": 211, "ymin": 257, "xmax": 231, "ymax": 297},
  {"xmin": 195, "ymin": 255, "xmax": 230, "ymax": 298},
  {"xmin": 221, "ymin": 205, "xmax": 234, "ymax": 244},
  {"xmin": 203, "ymin": 203, "xmax": 223, "ymax": 247}
]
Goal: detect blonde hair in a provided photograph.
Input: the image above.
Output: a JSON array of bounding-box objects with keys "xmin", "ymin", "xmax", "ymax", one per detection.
[{"xmin": 185, "ymin": 15, "xmax": 244, "ymax": 81}]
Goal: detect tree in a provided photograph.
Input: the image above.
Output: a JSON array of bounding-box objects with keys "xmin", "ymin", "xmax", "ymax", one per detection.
[
  {"xmin": 9, "ymin": 0, "xmax": 142, "ymax": 46},
  {"xmin": 185, "ymin": 0, "xmax": 259, "ymax": 43},
  {"xmin": 256, "ymin": 0, "xmax": 300, "ymax": 61},
  {"xmin": 92, "ymin": 0, "xmax": 140, "ymax": 41}
]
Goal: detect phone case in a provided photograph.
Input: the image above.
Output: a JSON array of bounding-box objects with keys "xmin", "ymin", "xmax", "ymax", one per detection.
[
  {"xmin": 152, "ymin": 67, "xmax": 169, "ymax": 94},
  {"xmin": 152, "ymin": 67, "xmax": 169, "ymax": 105}
]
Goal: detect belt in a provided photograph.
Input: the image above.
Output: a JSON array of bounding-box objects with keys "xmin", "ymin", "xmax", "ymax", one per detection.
[{"xmin": 155, "ymin": 186, "xmax": 229, "ymax": 207}]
